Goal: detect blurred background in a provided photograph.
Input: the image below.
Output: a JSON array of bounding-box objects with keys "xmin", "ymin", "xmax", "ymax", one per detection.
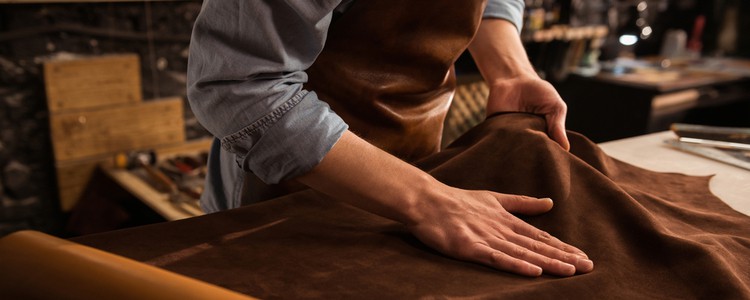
[{"xmin": 1, "ymin": 0, "xmax": 748, "ymax": 238}]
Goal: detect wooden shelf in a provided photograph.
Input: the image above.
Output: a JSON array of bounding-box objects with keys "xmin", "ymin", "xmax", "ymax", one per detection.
[
  {"xmin": 102, "ymin": 138, "xmax": 212, "ymax": 221},
  {"xmin": 522, "ymin": 25, "xmax": 608, "ymax": 43}
]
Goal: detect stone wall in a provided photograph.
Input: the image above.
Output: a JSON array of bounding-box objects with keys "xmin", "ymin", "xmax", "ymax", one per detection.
[{"xmin": 0, "ymin": 1, "xmax": 206, "ymax": 237}]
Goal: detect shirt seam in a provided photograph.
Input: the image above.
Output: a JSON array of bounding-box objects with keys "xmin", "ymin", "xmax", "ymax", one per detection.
[{"xmin": 220, "ymin": 90, "xmax": 309, "ymax": 153}]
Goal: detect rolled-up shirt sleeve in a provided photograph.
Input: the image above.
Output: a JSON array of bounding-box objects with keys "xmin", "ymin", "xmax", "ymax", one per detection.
[
  {"xmin": 187, "ymin": 0, "xmax": 348, "ymax": 184},
  {"xmin": 483, "ymin": 0, "xmax": 525, "ymax": 33}
]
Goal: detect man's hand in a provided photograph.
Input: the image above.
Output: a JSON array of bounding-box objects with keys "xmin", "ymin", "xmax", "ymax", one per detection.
[
  {"xmin": 408, "ymin": 185, "xmax": 591, "ymax": 276},
  {"xmin": 485, "ymin": 77, "xmax": 569, "ymax": 150},
  {"xmin": 468, "ymin": 18, "xmax": 570, "ymax": 150},
  {"xmin": 298, "ymin": 131, "xmax": 593, "ymax": 277}
]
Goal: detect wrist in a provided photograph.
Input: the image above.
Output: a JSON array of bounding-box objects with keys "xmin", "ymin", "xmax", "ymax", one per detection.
[
  {"xmin": 468, "ymin": 18, "xmax": 539, "ymax": 85},
  {"xmin": 486, "ymin": 73, "xmax": 539, "ymax": 88},
  {"xmin": 297, "ymin": 131, "xmax": 449, "ymax": 227},
  {"xmin": 398, "ymin": 171, "xmax": 444, "ymax": 226}
]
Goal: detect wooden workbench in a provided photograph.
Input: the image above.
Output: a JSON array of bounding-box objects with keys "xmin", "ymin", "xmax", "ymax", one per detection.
[
  {"xmin": 600, "ymin": 131, "xmax": 750, "ymax": 216},
  {"xmin": 104, "ymin": 131, "xmax": 749, "ymax": 221},
  {"xmin": 102, "ymin": 138, "xmax": 212, "ymax": 221},
  {"xmin": 104, "ymin": 168, "xmax": 203, "ymax": 221}
]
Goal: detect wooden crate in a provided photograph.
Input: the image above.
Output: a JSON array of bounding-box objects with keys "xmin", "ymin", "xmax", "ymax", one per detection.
[
  {"xmin": 49, "ymin": 97, "xmax": 187, "ymax": 212},
  {"xmin": 49, "ymin": 97, "xmax": 186, "ymax": 162},
  {"xmin": 43, "ymin": 54, "xmax": 189, "ymax": 212},
  {"xmin": 44, "ymin": 54, "xmax": 142, "ymax": 112},
  {"xmin": 55, "ymin": 157, "xmax": 107, "ymax": 212}
]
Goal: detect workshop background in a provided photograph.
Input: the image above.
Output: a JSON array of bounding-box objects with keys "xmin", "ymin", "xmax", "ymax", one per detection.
[{"xmin": 1, "ymin": 0, "xmax": 749, "ymax": 238}]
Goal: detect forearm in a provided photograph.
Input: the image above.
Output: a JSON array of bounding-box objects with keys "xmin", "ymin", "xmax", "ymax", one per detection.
[
  {"xmin": 296, "ymin": 130, "xmax": 435, "ymax": 226},
  {"xmin": 296, "ymin": 130, "xmax": 591, "ymax": 276},
  {"xmin": 468, "ymin": 18, "xmax": 537, "ymax": 82},
  {"xmin": 467, "ymin": 18, "xmax": 570, "ymax": 150}
]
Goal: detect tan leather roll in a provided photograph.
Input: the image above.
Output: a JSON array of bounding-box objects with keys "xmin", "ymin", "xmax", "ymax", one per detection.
[{"xmin": 0, "ymin": 230, "xmax": 255, "ymax": 300}]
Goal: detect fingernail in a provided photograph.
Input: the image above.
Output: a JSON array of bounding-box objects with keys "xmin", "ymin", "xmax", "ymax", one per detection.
[
  {"xmin": 529, "ymin": 264, "xmax": 543, "ymax": 277},
  {"xmin": 577, "ymin": 258, "xmax": 594, "ymax": 272},
  {"xmin": 562, "ymin": 262, "xmax": 576, "ymax": 276}
]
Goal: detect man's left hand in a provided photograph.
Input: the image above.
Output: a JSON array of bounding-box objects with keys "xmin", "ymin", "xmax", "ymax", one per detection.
[{"xmin": 485, "ymin": 76, "xmax": 570, "ymax": 151}]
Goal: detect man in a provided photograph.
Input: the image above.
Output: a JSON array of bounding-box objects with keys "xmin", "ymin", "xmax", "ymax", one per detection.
[{"xmin": 187, "ymin": 0, "xmax": 594, "ymax": 277}]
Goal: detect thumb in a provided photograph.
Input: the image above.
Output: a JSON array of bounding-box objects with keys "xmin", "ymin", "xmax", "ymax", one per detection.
[
  {"xmin": 497, "ymin": 195, "xmax": 554, "ymax": 215},
  {"xmin": 546, "ymin": 113, "xmax": 570, "ymax": 151}
]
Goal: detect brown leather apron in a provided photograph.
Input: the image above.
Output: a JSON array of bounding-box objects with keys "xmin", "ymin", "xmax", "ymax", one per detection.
[
  {"xmin": 306, "ymin": 0, "xmax": 487, "ymax": 161},
  {"xmin": 244, "ymin": 0, "xmax": 488, "ymax": 202}
]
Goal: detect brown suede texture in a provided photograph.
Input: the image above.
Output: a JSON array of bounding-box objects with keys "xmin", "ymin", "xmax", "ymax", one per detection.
[{"xmin": 74, "ymin": 113, "xmax": 750, "ymax": 299}]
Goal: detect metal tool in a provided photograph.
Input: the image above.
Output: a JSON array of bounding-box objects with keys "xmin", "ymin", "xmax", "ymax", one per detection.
[
  {"xmin": 664, "ymin": 139, "xmax": 750, "ymax": 171},
  {"xmin": 113, "ymin": 151, "xmax": 205, "ymax": 215},
  {"xmin": 677, "ymin": 137, "xmax": 750, "ymax": 151},
  {"xmin": 671, "ymin": 123, "xmax": 750, "ymax": 144},
  {"xmin": 114, "ymin": 150, "xmax": 178, "ymax": 195}
]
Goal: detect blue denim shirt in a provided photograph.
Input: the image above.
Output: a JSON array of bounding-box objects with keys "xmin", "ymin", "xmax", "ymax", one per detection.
[{"xmin": 187, "ymin": 0, "xmax": 524, "ymax": 212}]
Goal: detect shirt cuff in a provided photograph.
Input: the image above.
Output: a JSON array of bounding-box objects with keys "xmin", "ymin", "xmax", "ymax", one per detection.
[
  {"xmin": 483, "ymin": 0, "xmax": 525, "ymax": 33},
  {"xmin": 221, "ymin": 90, "xmax": 348, "ymax": 184}
]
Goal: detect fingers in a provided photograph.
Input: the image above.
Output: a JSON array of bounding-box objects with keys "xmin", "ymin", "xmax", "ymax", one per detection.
[
  {"xmin": 509, "ymin": 221, "xmax": 588, "ymax": 257},
  {"xmin": 469, "ymin": 238, "xmax": 584, "ymax": 277},
  {"xmin": 546, "ymin": 112, "xmax": 570, "ymax": 151},
  {"xmin": 506, "ymin": 230, "xmax": 594, "ymax": 274},
  {"xmin": 464, "ymin": 231, "xmax": 593, "ymax": 276},
  {"xmin": 496, "ymin": 239, "xmax": 577, "ymax": 276},
  {"xmin": 507, "ymin": 219, "xmax": 594, "ymax": 273},
  {"xmin": 410, "ymin": 187, "xmax": 593, "ymax": 278},
  {"xmin": 496, "ymin": 195, "xmax": 553, "ymax": 215},
  {"xmin": 494, "ymin": 194, "xmax": 593, "ymax": 275},
  {"xmin": 470, "ymin": 242, "xmax": 543, "ymax": 277}
]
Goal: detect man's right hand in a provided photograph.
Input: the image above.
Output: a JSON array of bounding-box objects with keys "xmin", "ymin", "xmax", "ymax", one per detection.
[
  {"xmin": 408, "ymin": 185, "xmax": 593, "ymax": 276},
  {"xmin": 297, "ymin": 130, "xmax": 593, "ymax": 276}
]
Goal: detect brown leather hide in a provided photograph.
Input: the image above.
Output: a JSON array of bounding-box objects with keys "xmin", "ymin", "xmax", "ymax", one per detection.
[{"xmin": 73, "ymin": 114, "xmax": 750, "ymax": 299}]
